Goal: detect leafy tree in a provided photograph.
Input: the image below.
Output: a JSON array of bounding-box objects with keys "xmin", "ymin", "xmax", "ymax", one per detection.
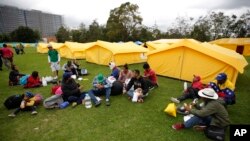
[
  {"xmin": 55, "ymin": 26, "xmax": 70, "ymax": 43},
  {"xmin": 86, "ymin": 20, "xmax": 105, "ymax": 42},
  {"xmin": 106, "ymin": 2, "xmax": 143, "ymax": 41},
  {"xmin": 0, "ymin": 33, "xmax": 11, "ymax": 42},
  {"xmin": 10, "ymin": 26, "xmax": 40, "ymax": 42},
  {"xmin": 71, "ymin": 29, "xmax": 81, "ymax": 42}
]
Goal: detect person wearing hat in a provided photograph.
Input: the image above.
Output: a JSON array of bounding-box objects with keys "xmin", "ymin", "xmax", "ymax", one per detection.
[
  {"xmin": 171, "ymin": 75, "xmax": 204, "ymax": 104},
  {"xmin": 172, "ymin": 88, "xmax": 230, "ymax": 136},
  {"xmin": 88, "ymin": 73, "xmax": 112, "ymax": 106},
  {"xmin": 8, "ymin": 92, "xmax": 38, "ymax": 117},
  {"xmin": 209, "ymin": 73, "xmax": 235, "ymax": 105},
  {"xmin": 48, "ymin": 44, "xmax": 60, "ymax": 79},
  {"xmin": 61, "ymin": 72, "xmax": 101, "ymax": 107}
]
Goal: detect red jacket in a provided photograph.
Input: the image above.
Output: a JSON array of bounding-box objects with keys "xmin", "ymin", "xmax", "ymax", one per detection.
[
  {"xmin": 2, "ymin": 47, "xmax": 13, "ymax": 58},
  {"xmin": 25, "ymin": 76, "xmax": 42, "ymax": 88}
]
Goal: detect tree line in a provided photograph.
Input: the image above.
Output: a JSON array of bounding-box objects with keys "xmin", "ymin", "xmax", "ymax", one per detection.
[{"xmin": 1, "ymin": 2, "xmax": 249, "ymax": 43}]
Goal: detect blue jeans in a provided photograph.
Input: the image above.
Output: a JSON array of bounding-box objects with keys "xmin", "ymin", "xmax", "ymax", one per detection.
[
  {"xmin": 127, "ymin": 89, "xmax": 134, "ymax": 98},
  {"xmin": 184, "ymin": 115, "xmax": 212, "ymax": 128},
  {"xmin": 68, "ymin": 92, "xmax": 98, "ymax": 104},
  {"xmin": 89, "ymin": 88, "xmax": 111, "ymax": 100}
]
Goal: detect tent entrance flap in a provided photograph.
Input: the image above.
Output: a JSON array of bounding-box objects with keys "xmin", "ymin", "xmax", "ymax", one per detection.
[{"xmin": 236, "ymin": 45, "xmax": 244, "ymax": 54}]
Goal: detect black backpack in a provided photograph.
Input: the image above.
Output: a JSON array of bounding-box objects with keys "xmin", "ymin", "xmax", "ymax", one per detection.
[
  {"xmin": 4, "ymin": 94, "xmax": 24, "ymax": 109},
  {"xmin": 204, "ymin": 126, "xmax": 225, "ymax": 141},
  {"xmin": 111, "ymin": 81, "xmax": 123, "ymax": 96}
]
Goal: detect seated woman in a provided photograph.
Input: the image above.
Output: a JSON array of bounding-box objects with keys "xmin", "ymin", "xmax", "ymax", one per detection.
[
  {"xmin": 9, "ymin": 65, "xmax": 25, "ymax": 86},
  {"xmin": 24, "ymin": 71, "xmax": 42, "ymax": 88},
  {"xmin": 118, "ymin": 64, "xmax": 132, "ymax": 85},
  {"xmin": 61, "ymin": 72, "xmax": 100, "ymax": 107},
  {"xmin": 62, "ymin": 60, "xmax": 78, "ymax": 76}
]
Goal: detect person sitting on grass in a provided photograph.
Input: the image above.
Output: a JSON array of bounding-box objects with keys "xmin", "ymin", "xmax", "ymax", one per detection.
[
  {"xmin": 143, "ymin": 63, "xmax": 158, "ymax": 89},
  {"xmin": 24, "ymin": 71, "xmax": 42, "ymax": 88},
  {"xmin": 62, "ymin": 60, "xmax": 78, "ymax": 77},
  {"xmin": 9, "ymin": 64, "xmax": 25, "ymax": 86},
  {"xmin": 209, "ymin": 73, "xmax": 235, "ymax": 105},
  {"xmin": 109, "ymin": 62, "xmax": 120, "ymax": 80},
  {"xmin": 172, "ymin": 88, "xmax": 230, "ymax": 140},
  {"xmin": 61, "ymin": 72, "xmax": 101, "ymax": 107},
  {"xmin": 8, "ymin": 92, "xmax": 38, "ymax": 117},
  {"xmin": 118, "ymin": 64, "xmax": 132, "ymax": 84},
  {"xmin": 123, "ymin": 69, "xmax": 149, "ymax": 103},
  {"xmin": 88, "ymin": 73, "xmax": 112, "ymax": 106},
  {"xmin": 171, "ymin": 75, "xmax": 204, "ymax": 104}
]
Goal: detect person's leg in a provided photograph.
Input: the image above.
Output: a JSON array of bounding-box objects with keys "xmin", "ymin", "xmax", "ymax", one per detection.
[
  {"xmin": 76, "ymin": 93, "xmax": 86, "ymax": 104},
  {"xmin": 0, "ymin": 57, "xmax": 2, "ymax": 70},
  {"xmin": 105, "ymin": 87, "xmax": 111, "ymax": 100},
  {"xmin": 184, "ymin": 115, "xmax": 204, "ymax": 128},
  {"xmin": 67, "ymin": 96, "xmax": 78, "ymax": 103},
  {"xmin": 13, "ymin": 108, "xmax": 21, "ymax": 115},
  {"xmin": 87, "ymin": 91, "xmax": 98, "ymax": 103},
  {"xmin": 3, "ymin": 58, "xmax": 11, "ymax": 69}
]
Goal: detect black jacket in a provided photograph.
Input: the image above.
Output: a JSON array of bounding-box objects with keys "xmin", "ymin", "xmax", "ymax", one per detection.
[
  {"xmin": 61, "ymin": 78, "xmax": 81, "ymax": 100},
  {"xmin": 9, "ymin": 70, "xmax": 24, "ymax": 83},
  {"xmin": 126, "ymin": 76, "xmax": 149, "ymax": 95}
]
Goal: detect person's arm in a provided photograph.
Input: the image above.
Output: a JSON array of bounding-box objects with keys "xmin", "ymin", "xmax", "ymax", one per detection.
[
  {"xmin": 57, "ymin": 53, "xmax": 60, "ymax": 62},
  {"xmin": 103, "ymin": 79, "xmax": 112, "ymax": 88},
  {"xmin": 48, "ymin": 56, "xmax": 51, "ymax": 63},
  {"xmin": 190, "ymin": 102, "xmax": 217, "ymax": 117},
  {"xmin": 26, "ymin": 99, "xmax": 35, "ymax": 106},
  {"xmin": 92, "ymin": 77, "xmax": 98, "ymax": 88},
  {"xmin": 126, "ymin": 78, "xmax": 134, "ymax": 91}
]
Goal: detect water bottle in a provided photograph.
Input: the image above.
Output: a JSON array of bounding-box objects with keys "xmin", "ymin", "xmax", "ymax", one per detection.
[
  {"xmin": 60, "ymin": 101, "xmax": 69, "ymax": 109},
  {"xmin": 84, "ymin": 94, "xmax": 92, "ymax": 108}
]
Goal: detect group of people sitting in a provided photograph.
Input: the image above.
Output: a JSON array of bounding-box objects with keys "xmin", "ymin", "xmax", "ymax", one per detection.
[{"xmin": 169, "ymin": 73, "xmax": 235, "ymax": 141}]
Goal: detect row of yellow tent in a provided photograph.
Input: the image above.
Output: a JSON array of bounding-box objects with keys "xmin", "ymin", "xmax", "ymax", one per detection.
[
  {"xmin": 37, "ymin": 40, "xmax": 148, "ymax": 66},
  {"xmin": 37, "ymin": 38, "xmax": 249, "ymax": 85}
]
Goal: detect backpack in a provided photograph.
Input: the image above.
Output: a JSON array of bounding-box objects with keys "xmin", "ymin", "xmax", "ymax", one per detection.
[
  {"xmin": 4, "ymin": 94, "xmax": 24, "ymax": 109},
  {"xmin": 204, "ymin": 126, "xmax": 225, "ymax": 141},
  {"xmin": 223, "ymin": 88, "xmax": 236, "ymax": 105},
  {"xmin": 20, "ymin": 75, "xmax": 30, "ymax": 85},
  {"xmin": 111, "ymin": 81, "xmax": 123, "ymax": 96}
]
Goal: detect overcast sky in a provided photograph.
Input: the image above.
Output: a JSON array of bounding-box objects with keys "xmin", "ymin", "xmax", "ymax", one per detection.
[{"xmin": 1, "ymin": 0, "xmax": 249, "ymax": 31}]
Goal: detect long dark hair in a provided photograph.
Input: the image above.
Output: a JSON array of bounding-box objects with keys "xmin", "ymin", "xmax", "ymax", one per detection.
[{"xmin": 31, "ymin": 71, "xmax": 39, "ymax": 78}]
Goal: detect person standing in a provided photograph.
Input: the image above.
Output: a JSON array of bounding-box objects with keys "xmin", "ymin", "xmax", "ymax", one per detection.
[
  {"xmin": 1, "ymin": 44, "xmax": 14, "ymax": 70},
  {"xmin": 48, "ymin": 44, "xmax": 60, "ymax": 79}
]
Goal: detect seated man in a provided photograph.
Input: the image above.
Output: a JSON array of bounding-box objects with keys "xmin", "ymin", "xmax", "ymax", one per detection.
[
  {"xmin": 88, "ymin": 73, "xmax": 112, "ymax": 106},
  {"xmin": 209, "ymin": 73, "xmax": 235, "ymax": 105},
  {"xmin": 171, "ymin": 75, "xmax": 203, "ymax": 103},
  {"xmin": 109, "ymin": 62, "xmax": 120, "ymax": 80},
  {"xmin": 123, "ymin": 69, "xmax": 149, "ymax": 102},
  {"xmin": 143, "ymin": 63, "xmax": 158, "ymax": 88},
  {"xmin": 62, "ymin": 60, "xmax": 78, "ymax": 76},
  {"xmin": 172, "ymin": 88, "xmax": 230, "ymax": 140}
]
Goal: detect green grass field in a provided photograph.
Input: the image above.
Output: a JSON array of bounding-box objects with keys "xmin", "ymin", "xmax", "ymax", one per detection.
[{"xmin": 0, "ymin": 48, "xmax": 249, "ymax": 141}]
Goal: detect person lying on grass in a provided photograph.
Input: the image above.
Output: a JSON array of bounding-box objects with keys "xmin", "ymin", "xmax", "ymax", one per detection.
[
  {"xmin": 9, "ymin": 64, "xmax": 25, "ymax": 86},
  {"xmin": 61, "ymin": 72, "xmax": 101, "ymax": 108},
  {"xmin": 171, "ymin": 75, "xmax": 204, "ymax": 104},
  {"xmin": 8, "ymin": 92, "xmax": 38, "ymax": 117},
  {"xmin": 172, "ymin": 88, "xmax": 230, "ymax": 139},
  {"xmin": 123, "ymin": 69, "xmax": 149, "ymax": 103},
  {"xmin": 209, "ymin": 73, "xmax": 235, "ymax": 105},
  {"xmin": 24, "ymin": 71, "xmax": 42, "ymax": 88}
]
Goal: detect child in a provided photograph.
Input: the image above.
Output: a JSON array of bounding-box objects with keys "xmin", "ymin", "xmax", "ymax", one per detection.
[
  {"xmin": 132, "ymin": 88, "xmax": 144, "ymax": 103},
  {"xmin": 8, "ymin": 92, "xmax": 38, "ymax": 117},
  {"xmin": 171, "ymin": 75, "xmax": 203, "ymax": 103},
  {"xmin": 24, "ymin": 71, "xmax": 42, "ymax": 88},
  {"xmin": 9, "ymin": 64, "xmax": 25, "ymax": 86}
]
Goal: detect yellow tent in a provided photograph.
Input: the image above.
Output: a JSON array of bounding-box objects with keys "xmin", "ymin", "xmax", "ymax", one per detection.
[
  {"xmin": 151, "ymin": 39, "xmax": 182, "ymax": 44},
  {"xmin": 146, "ymin": 42, "xmax": 170, "ymax": 51},
  {"xmin": 85, "ymin": 40, "xmax": 148, "ymax": 66},
  {"xmin": 64, "ymin": 42, "xmax": 95, "ymax": 59},
  {"xmin": 210, "ymin": 38, "xmax": 250, "ymax": 56},
  {"xmin": 147, "ymin": 39, "xmax": 248, "ymax": 85},
  {"xmin": 37, "ymin": 43, "xmax": 49, "ymax": 53}
]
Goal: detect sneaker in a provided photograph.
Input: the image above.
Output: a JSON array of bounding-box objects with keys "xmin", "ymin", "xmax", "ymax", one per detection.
[
  {"xmin": 193, "ymin": 125, "xmax": 207, "ymax": 131},
  {"xmin": 171, "ymin": 97, "xmax": 180, "ymax": 104},
  {"xmin": 95, "ymin": 101, "xmax": 101, "ymax": 107},
  {"xmin": 72, "ymin": 102, "xmax": 77, "ymax": 108},
  {"xmin": 106, "ymin": 99, "xmax": 110, "ymax": 106},
  {"xmin": 8, "ymin": 113, "xmax": 16, "ymax": 117},
  {"xmin": 53, "ymin": 76, "xmax": 58, "ymax": 80},
  {"xmin": 172, "ymin": 123, "xmax": 185, "ymax": 130},
  {"xmin": 31, "ymin": 111, "xmax": 38, "ymax": 115}
]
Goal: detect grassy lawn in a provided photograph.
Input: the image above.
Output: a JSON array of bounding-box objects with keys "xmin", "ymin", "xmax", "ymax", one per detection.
[{"xmin": 0, "ymin": 47, "xmax": 249, "ymax": 141}]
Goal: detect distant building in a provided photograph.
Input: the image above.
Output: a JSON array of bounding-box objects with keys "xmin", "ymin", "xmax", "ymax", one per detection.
[{"xmin": 0, "ymin": 5, "xmax": 63, "ymax": 38}]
